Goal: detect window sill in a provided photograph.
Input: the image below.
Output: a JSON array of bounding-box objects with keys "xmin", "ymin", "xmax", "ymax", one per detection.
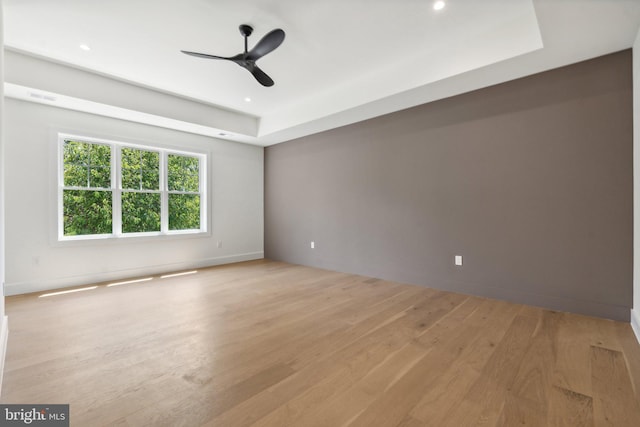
[{"xmin": 54, "ymin": 229, "xmax": 211, "ymax": 247}]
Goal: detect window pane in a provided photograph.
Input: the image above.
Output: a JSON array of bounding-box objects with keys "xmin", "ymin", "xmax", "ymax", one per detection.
[
  {"xmin": 91, "ymin": 144, "xmax": 111, "ymax": 167},
  {"xmin": 89, "ymin": 165, "xmax": 111, "ymax": 188},
  {"xmin": 168, "ymin": 194, "xmax": 200, "ymax": 230},
  {"xmin": 168, "ymin": 155, "xmax": 199, "ymax": 192},
  {"xmin": 63, "ymin": 190, "xmax": 112, "ymax": 236},
  {"xmin": 64, "ymin": 163, "xmax": 88, "ymax": 187},
  {"xmin": 63, "ymin": 140, "xmax": 89, "ymax": 165},
  {"xmin": 122, "ymin": 192, "xmax": 161, "ymax": 233},
  {"xmin": 121, "ymin": 148, "xmax": 159, "ymax": 190},
  {"xmin": 63, "ymin": 140, "xmax": 110, "ymax": 188}
]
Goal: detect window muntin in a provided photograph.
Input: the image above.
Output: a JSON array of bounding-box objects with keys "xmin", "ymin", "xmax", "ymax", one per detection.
[
  {"xmin": 59, "ymin": 135, "xmax": 206, "ymax": 240},
  {"xmin": 168, "ymin": 154, "xmax": 199, "ymax": 192},
  {"xmin": 63, "ymin": 140, "xmax": 111, "ymax": 188}
]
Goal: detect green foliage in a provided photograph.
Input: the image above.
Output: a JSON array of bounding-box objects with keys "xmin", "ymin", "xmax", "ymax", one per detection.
[
  {"xmin": 63, "ymin": 190, "xmax": 112, "ymax": 236},
  {"xmin": 121, "ymin": 148, "xmax": 159, "ymax": 190},
  {"xmin": 168, "ymin": 155, "xmax": 199, "ymax": 192},
  {"xmin": 122, "ymin": 192, "xmax": 161, "ymax": 233},
  {"xmin": 169, "ymin": 194, "xmax": 200, "ymax": 230},
  {"xmin": 63, "ymin": 140, "xmax": 110, "ymax": 188},
  {"xmin": 63, "ymin": 140, "xmax": 113, "ymax": 236},
  {"xmin": 167, "ymin": 154, "xmax": 201, "ymax": 231},
  {"xmin": 62, "ymin": 141, "xmax": 202, "ymax": 236}
]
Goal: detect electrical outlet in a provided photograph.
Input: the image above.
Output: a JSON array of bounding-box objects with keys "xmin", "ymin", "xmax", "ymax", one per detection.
[
  {"xmin": 217, "ymin": 241, "xmax": 222, "ymax": 248},
  {"xmin": 455, "ymin": 255, "xmax": 463, "ymax": 266},
  {"xmin": 311, "ymin": 241, "xmax": 315, "ymax": 249}
]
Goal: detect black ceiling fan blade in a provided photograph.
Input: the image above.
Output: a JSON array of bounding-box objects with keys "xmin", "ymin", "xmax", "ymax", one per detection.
[
  {"xmin": 181, "ymin": 50, "xmax": 233, "ymax": 61},
  {"xmin": 250, "ymin": 65, "xmax": 274, "ymax": 87},
  {"xmin": 181, "ymin": 25, "xmax": 283, "ymax": 87},
  {"xmin": 246, "ymin": 29, "xmax": 285, "ymax": 61}
]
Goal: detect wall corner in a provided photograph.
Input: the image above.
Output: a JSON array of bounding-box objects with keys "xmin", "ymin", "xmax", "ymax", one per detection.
[{"xmin": 632, "ymin": 309, "xmax": 640, "ymax": 345}]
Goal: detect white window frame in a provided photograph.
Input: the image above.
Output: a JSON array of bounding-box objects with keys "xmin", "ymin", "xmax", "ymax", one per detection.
[{"xmin": 58, "ymin": 133, "xmax": 207, "ymax": 241}]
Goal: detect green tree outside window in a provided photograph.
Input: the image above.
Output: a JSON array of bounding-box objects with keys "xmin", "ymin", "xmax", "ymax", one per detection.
[
  {"xmin": 121, "ymin": 148, "xmax": 161, "ymax": 233},
  {"xmin": 61, "ymin": 138, "xmax": 204, "ymax": 238},
  {"xmin": 63, "ymin": 140, "xmax": 112, "ymax": 236},
  {"xmin": 168, "ymin": 154, "xmax": 201, "ymax": 231}
]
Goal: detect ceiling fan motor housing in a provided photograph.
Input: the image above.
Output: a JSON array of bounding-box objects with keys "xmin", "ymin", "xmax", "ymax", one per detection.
[{"xmin": 239, "ymin": 24, "xmax": 253, "ymax": 37}]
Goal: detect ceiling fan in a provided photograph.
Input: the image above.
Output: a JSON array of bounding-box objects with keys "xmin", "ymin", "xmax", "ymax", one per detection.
[{"xmin": 181, "ymin": 24, "xmax": 285, "ymax": 87}]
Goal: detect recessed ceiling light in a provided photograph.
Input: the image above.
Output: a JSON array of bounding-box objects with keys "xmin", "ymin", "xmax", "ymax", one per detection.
[
  {"xmin": 79, "ymin": 44, "xmax": 91, "ymax": 51},
  {"xmin": 433, "ymin": 1, "xmax": 445, "ymax": 11},
  {"xmin": 244, "ymin": 97, "xmax": 252, "ymax": 103}
]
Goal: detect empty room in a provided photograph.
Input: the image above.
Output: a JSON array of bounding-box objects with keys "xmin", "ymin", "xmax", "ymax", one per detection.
[{"xmin": 1, "ymin": 0, "xmax": 640, "ymax": 426}]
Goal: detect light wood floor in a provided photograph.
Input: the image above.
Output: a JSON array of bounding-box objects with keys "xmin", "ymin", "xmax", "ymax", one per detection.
[{"xmin": 2, "ymin": 260, "xmax": 640, "ymax": 426}]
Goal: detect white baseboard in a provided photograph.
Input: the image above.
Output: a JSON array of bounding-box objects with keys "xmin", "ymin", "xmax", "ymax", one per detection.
[
  {"xmin": 0, "ymin": 315, "xmax": 8, "ymax": 399},
  {"xmin": 4, "ymin": 252, "xmax": 263, "ymax": 296},
  {"xmin": 631, "ymin": 308, "xmax": 640, "ymax": 345}
]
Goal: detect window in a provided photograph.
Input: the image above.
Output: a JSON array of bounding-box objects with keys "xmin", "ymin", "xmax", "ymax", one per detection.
[
  {"xmin": 62, "ymin": 140, "xmax": 113, "ymax": 236},
  {"xmin": 168, "ymin": 154, "xmax": 201, "ymax": 231},
  {"xmin": 59, "ymin": 134, "xmax": 206, "ymax": 240},
  {"xmin": 121, "ymin": 147, "xmax": 161, "ymax": 233}
]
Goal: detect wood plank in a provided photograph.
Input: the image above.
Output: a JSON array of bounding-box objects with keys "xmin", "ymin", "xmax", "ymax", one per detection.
[
  {"xmin": 207, "ymin": 292, "xmax": 475, "ymax": 427},
  {"xmin": 409, "ymin": 299, "xmax": 522, "ymax": 425},
  {"xmin": 397, "ymin": 416, "xmax": 426, "ymax": 427},
  {"xmin": 439, "ymin": 313, "xmax": 539, "ymax": 426},
  {"xmin": 550, "ymin": 311, "xmax": 595, "ymax": 398},
  {"xmin": 614, "ymin": 321, "xmax": 640, "ymax": 399},
  {"xmin": 499, "ymin": 392, "xmax": 549, "ymax": 427},
  {"xmin": 591, "ymin": 345, "xmax": 640, "ymax": 426},
  {"xmin": 500, "ymin": 309, "xmax": 559, "ymax": 424},
  {"xmin": 547, "ymin": 386, "xmax": 594, "ymax": 427},
  {"xmin": 1, "ymin": 260, "xmax": 639, "ymax": 427}
]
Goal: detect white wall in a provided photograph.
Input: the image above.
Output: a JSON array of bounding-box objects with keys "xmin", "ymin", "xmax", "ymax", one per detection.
[
  {"xmin": 5, "ymin": 50, "xmax": 258, "ymax": 138},
  {"xmin": 633, "ymin": 28, "xmax": 640, "ymax": 341},
  {"xmin": 0, "ymin": 0, "xmax": 9, "ymax": 394},
  {"xmin": 3, "ymin": 98, "xmax": 264, "ymax": 295}
]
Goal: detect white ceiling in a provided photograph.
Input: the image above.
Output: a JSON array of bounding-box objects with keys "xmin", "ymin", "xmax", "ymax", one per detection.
[{"xmin": 4, "ymin": 0, "xmax": 640, "ymax": 146}]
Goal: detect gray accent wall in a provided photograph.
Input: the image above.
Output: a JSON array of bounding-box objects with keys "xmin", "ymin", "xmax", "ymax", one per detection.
[{"xmin": 265, "ymin": 50, "xmax": 633, "ymax": 321}]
